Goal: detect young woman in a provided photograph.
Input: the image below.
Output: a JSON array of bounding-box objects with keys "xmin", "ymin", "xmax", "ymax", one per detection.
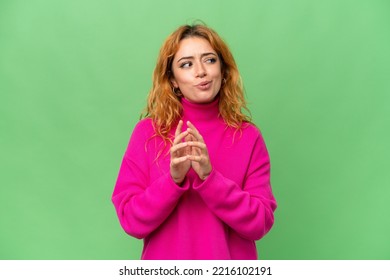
[{"xmin": 112, "ymin": 24, "xmax": 277, "ymax": 260}]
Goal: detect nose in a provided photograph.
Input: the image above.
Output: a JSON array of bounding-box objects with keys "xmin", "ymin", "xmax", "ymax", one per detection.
[{"xmin": 195, "ymin": 63, "xmax": 207, "ymax": 78}]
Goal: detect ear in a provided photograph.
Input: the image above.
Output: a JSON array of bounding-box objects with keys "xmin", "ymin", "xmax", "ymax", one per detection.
[{"xmin": 170, "ymin": 77, "xmax": 178, "ymax": 88}]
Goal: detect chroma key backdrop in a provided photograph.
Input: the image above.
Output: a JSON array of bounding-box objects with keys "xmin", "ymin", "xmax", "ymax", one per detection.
[{"xmin": 1, "ymin": 0, "xmax": 389, "ymax": 259}]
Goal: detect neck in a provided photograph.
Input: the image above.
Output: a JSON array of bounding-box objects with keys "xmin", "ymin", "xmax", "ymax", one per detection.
[{"xmin": 181, "ymin": 97, "xmax": 220, "ymax": 123}]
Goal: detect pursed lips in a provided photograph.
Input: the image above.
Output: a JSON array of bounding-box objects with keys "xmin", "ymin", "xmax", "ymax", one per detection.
[{"xmin": 195, "ymin": 81, "xmax": 211, "ymax": 90}]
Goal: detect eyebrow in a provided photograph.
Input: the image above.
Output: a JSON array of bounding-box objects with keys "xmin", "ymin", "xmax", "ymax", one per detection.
[{"xmin": 177, "ymin": 52, "xmax": 217, "ymax": 63}]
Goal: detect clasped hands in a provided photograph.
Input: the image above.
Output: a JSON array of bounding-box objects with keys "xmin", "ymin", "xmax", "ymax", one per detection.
[{"xmin": 170, "ymin": 120, "xmax": 212, "ymax": 185}]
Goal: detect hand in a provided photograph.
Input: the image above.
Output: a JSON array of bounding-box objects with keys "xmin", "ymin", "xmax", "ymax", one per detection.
[
  {"xmin": 170, "ymin": 120, "xmax": 191, "ymax": 185},
  {"xmin": 186, "ymin": 121, "xmax": 212, "ymax": 180}
]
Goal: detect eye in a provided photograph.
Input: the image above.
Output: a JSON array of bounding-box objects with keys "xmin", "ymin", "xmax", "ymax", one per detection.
[
  {"xmin": 179, "ymin": 61, "xmax": 192, "ymax": 68},
  {"xmin": 205, "ymin": 57, "xmax": 217, "ymax": 64}
]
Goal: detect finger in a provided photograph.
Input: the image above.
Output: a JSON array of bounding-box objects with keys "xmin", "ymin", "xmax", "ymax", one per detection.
[
  {"xmin": 170, "ymin": 155, "xmax": 189, "ymax": 166},
  {"xmin": 186, "ymin": 121, "xmax": 204, "ymax": 142},
  {"xmin": 185, "ymin": 133, "xmax": 195, "ymax": 143},
  {"xmin": 188, "ymin": 142, "xmax": 206, "ymax": 156},
  {"xmin": 170, "ymin": 142, "xmax": 188, "ymax": 155},
  {"xmin": 187, "ymin": 154, "xmax": 203, "ymax": 162},
  {"xmin": 173, "ymin": 130, "xmax": 189, "ymax": 145},
  {"xmin": 186, "ymin": 121, "xmax": 198, "ymax": 133},
  {"xmin": 184, "ymin": 134, "xmax": 193, "ymax": 155},
  {"xmin": 175, "ymin": 120, "xmax": 183, "ymax": 137},
  {"xmin": 186, "ymin": 141, "xmax": 207, "ymax": 150}
]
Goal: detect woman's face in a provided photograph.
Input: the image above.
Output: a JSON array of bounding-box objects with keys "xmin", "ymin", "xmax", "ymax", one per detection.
[{"xmin": 171, "ymin": 37, "xmax": 222, "ymax": 104}]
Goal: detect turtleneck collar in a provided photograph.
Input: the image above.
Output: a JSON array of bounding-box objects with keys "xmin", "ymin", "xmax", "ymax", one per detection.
[{"xmin": 181, "ymin": 96, "xmax": 220, "ymax": 123}]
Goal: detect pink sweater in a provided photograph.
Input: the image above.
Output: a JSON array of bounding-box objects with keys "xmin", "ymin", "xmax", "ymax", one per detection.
[{"xmin": 112, "ymin": 98, "xmax": 277, "ymax": 259}]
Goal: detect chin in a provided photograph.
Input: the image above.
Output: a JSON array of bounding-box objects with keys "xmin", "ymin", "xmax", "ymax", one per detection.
[{"xmin": 193, "ymin": 98, "xmax": 215, "ymax": 104}]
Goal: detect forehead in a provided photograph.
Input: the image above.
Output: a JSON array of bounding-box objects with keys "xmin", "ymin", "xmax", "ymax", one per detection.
[{"xmin": 174, "ymin": 37, "xmax": 216, "ymax": 58}]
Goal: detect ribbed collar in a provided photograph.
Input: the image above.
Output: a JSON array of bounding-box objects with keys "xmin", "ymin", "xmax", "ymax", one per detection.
[{"xmin": 181, "ymin": 97, "xmax": 220, "ymax": 122}]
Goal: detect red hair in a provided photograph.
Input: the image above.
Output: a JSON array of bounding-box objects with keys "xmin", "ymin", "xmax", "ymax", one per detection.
[{"xmin": 142, "ymin": 24, "xmax": 251, "ymax": 144}]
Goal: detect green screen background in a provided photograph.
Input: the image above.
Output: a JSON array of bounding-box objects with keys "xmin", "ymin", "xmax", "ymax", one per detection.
[{"xmin": 1, "ymin": 0, "xmax": 389, "ymax": 259}]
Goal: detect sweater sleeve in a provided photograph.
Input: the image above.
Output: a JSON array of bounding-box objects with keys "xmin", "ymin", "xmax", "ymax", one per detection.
[
  {"xmin": 193, "ymin": 132, "xmax": 277, "ymax": 241},
  {"xmin": 111, "ymin": 121, "xmax": 189, "ymax": 239}
]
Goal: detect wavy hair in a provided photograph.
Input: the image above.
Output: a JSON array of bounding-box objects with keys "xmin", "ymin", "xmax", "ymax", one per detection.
[{"xmin": 142, "ymin": 24, "xmax": 251, "ymax": 145}]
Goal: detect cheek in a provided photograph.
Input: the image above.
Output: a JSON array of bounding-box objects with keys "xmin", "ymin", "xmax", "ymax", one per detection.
[
  {"xmin": 211, "ymin": 65, "xmax": 222, "ymax": 79},
  {"xmin": 174, "ymin": 72, "xmax": 191, "ymax": 86},
  {"xmin": 215, "ymin": 80, "xmax": 222, "ymax": 92},
  {"xmin": 213, "ymin": 70, "xmax": 222, "ymax": 84}
]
